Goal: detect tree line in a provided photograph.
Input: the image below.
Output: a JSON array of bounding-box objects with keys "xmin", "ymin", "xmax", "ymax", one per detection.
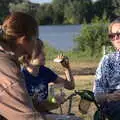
[
  {"xmin": 0, "ymin": 0, "xmax": 120, "ymax": 57},
  {"xmin": 0, "ymin": 0, "xmax": 120, "ymax": 25}
]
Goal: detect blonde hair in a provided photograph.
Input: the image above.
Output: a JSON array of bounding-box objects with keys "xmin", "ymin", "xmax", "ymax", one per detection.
[{"xmin": 109, "ymin": 17, "xmax": 120, "ymax": 34}]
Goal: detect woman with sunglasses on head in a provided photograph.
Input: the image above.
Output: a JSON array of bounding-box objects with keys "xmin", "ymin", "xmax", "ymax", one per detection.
[
  {"xmin": 0, "ymin": 12, "xmax": 42, "ymax": 120},
  {"xmin": 93, "ymin": 17, "xmax": 120, "ymax": 120},
  {"xmin": 21, "ymin": 40, "xmax": 75, "ymax": 114}
]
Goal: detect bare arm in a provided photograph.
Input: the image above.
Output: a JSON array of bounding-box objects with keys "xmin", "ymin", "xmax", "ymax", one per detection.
[{"xmin": 54, "ymin": 55, "xmax": 75, "ymax": 90}]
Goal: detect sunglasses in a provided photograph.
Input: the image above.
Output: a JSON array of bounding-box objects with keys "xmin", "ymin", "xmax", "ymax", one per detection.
[{"xmin": 108, "ymin": 32, "xmax": 120, "ymax": 41}]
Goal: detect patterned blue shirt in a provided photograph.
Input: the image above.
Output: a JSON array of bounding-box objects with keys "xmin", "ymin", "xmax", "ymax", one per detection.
[{"xmin": 93, "ymin": 51, "xmax": 120, "ymax": 96}]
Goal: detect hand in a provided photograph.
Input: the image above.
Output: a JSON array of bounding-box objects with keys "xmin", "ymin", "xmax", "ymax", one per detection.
[
  {"xmin": 107, "ymin": 90, "xmax": 120, "ymax": 102},
  {"xmin": 56, "ymin": 54, "xmax": 69, "ymax": 69}
]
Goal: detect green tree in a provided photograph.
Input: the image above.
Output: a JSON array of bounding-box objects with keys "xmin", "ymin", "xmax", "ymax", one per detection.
[
  {"xmin": 0, "ymin": 0, "xmax": 26, "ymax": 22},
  {"xmin": 36, "ymin": 3, "xmax": 54, "ymax": 25},
  {"xmin": 64, "ymin": 0, "xmax": 93, "ymax": 24},
  {"xmin": 74, "ymin": 15, "xmax": 110, "ymax": 56},
  {"xmin": 113, "ymin": 0, "xmax": 120, "ymax": 16},
  {"xmin": 52, "ymin": 0, "xmax": 67, "ymax": 24},
  {"xmin": 93, "ymin": 0, "xmax": 115, "ymax": 19},
  {"xmin": 9, "ymin": 1, "xmax": 38, "ymax": 18}
]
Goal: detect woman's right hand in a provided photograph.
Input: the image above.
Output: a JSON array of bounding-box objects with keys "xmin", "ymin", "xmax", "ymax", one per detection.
[
  {"xmin": 107, "ymin": 90, "xmax": 120, "ymax": 102},
  {"xmin": 54, "ymin": 54, "xmax": 70, "ymax": 69}
]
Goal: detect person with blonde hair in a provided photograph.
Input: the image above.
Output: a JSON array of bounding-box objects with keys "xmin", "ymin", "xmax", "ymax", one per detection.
[
  {"xmin": 93, "ymin": 17, "xmax": 120, "ymax": 120},
  {"xmin": 0, "ymin": 12, "xmax": 42, "ymax": 120}
]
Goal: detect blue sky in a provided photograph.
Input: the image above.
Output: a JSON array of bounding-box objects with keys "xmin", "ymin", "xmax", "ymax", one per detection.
[
  {"xmin": 30, "ymin": 0, "xmax": 52, "ymax": 3},
  {"xmin": 30, "ymin": 0, "xmax": 97, "ymax": 4}
]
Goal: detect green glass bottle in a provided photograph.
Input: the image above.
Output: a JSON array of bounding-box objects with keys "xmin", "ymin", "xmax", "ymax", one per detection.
[{"xmin": 48, "ymin": 83, "xmax": 56, "ymax": 103}]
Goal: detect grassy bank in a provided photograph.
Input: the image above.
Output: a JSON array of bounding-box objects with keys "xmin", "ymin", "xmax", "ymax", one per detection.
[
  {"xmin": 45, "ymin": 42, "xmax": 101, "ymax": 73},
  {"xmin": 46, "ymin": 60, "xmax": 98, "ymax": 75},
  {"xmin": 45, "ymin": 42, "xmax": 102, "ymax": 62},
  {"xmin": 45, "ymin": 43, "xmax": 101, "ymax": 75}
]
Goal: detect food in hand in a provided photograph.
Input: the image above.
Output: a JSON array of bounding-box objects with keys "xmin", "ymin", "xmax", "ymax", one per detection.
[{"xmin": 53, "ymin": 58, "xmax": 63, "ymax": 63}]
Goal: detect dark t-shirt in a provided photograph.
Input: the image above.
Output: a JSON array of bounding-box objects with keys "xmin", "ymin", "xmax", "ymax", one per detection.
[{"xmin": 22, "ymin": 65, "xmax": 58, "ymax": 102}]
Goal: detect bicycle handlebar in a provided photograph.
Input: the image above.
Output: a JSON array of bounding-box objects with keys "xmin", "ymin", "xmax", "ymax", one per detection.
[
  {"xmin": 63, "ymin": 89, "xmax": 100, "ymax": 109},
  {"xmin": 58, "ymin": 89, "xmax": 104, "ymax": 119}
]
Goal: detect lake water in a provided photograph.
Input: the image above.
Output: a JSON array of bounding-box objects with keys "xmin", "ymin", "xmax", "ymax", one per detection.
[{"xmin": 39, "ymin": 25, "xmax": 81, "ymax": 51}]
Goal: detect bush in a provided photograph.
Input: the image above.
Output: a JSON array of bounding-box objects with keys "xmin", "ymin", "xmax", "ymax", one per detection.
[
  {"xmin": 74, "ymin": 15, "xmax": 111, "ymax": 57},
  {"xmin": 44, "ymin": 42, "xmax": 59, "ymax": 60}
]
